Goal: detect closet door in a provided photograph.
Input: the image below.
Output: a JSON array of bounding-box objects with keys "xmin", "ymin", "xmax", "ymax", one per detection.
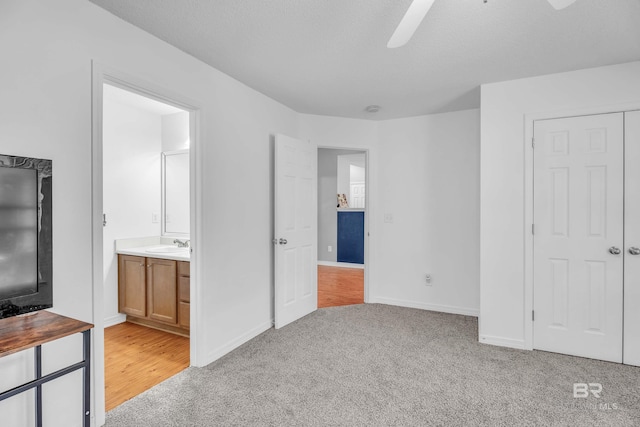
[
  {"xmin": 624, "ymin": 110, "xmax": 640, "ymax": 366},
  {"xmin": 533, "ymin": 113, "xmax": 624, "ymax": 362}
]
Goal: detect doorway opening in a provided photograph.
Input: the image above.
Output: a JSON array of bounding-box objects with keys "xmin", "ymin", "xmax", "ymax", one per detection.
[
  {"xmin": 317, "ymin": 148, "xmax": 367, "ymax": 308},
  {"xmin": 101, "ymin": 83, "xmax": 192, "ymax": 410}
]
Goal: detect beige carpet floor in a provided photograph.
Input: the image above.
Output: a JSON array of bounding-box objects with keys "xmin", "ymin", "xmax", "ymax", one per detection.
[{"xmin": 107, "ymin": 304, "xmax": 640, "ymax": 426}]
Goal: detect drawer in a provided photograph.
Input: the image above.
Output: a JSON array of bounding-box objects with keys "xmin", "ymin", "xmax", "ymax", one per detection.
[
  {"xmin": 179, "ymin": 302, "xmax": 190, "ymax": 329},
  {"xmin": 178, "ymin": 261, "xmax": 190, "ymax": 277},
  {"xmin": 178, "ymin": 276, "xmax": 190, "ymax": 302}
]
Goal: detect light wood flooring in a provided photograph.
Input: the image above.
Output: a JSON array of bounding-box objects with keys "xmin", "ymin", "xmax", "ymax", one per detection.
[
  {"xmin": 104, "ymin": 322, "xmax": 190, "ymax": 411},
  {"xmin": 317, "ymin": 265, "xmax": 364, "ymax": 308}
]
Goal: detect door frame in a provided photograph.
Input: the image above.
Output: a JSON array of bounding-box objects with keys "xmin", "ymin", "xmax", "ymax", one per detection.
[
  {"xmin": 91, "ymin": 62, "xmax": 203, "ymax": 424},
  {"xmin": 317, "ymin": 146, "xmax": 372, "ymax": 302},
  {"xmin": 524, "ymin": 101, "xmax": 640, "ymax": 351}
]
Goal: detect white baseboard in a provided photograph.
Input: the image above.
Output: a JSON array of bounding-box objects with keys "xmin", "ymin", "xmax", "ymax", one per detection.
[
  {"xmin": 205, "ymin": 321, "xmax": 272, "ymax": 365},
  {"xmin": 369, "ymin": 296, "xmax": 479, "ymax": 317},
  {"xmin": 317, "ymin": 260, "xmax": 365, "ymax": 269},
  {"xmin": 104, "ymin": 314, "xmax": 126, "ymax": 328},
  {"xmin": 479, "ymin": 334, "xmax": 526, "ymax": 350}
]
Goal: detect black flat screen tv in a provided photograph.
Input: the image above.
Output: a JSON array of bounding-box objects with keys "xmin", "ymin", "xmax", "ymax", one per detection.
[{"xmin": 0, "ymin": 154, "xmax": 52, "ymax": 319}]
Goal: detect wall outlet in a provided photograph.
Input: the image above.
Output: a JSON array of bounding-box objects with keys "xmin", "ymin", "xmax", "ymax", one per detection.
[
  {"xmin": 425, "ymin": 274, "xmax": 432, "ymax": 285},
  {"xmin": 328, "ymin": 245, "xmax": 333, "ymax": 253},
  {"xmin": 384, "ymin": 213, "xmax": 394, "ymax": 223},
  {"xmin": 152, "ymin": 212, "xmax": 160, "ymax": 223}
]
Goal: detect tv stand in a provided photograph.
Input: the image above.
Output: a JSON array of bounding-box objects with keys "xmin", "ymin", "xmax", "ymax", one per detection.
[{"xmin": 0, "ymin": 311, "xmax": 93, "ymax": 427}]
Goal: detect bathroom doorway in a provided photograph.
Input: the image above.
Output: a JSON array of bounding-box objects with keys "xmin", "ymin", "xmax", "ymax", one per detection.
[
  {"xmin": 317, "ymin": 148, "xmax": 367, "ymax": 308},
  {"xmin": 101, "ymin": 83, "xmax": 192, "ymax": 410}
]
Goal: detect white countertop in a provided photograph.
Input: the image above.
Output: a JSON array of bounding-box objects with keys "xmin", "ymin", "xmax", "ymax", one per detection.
[
  {"xmin": 116, "ymin": 245, "xmax": 190, "ymax": 262},
  {"xmin": 114, "ymin": 236, "xmax": 190, "ymax": 262}
]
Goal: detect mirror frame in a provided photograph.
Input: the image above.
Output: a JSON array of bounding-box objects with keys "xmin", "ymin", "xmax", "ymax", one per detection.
[{"xmin": 161, "ymin": 149, "xmax": 190, "ymax": 237}]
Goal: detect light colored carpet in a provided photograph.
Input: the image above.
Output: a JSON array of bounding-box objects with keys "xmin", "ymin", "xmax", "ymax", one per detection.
[{"xmin": 106, "ymin": 304, "xmax": 640, "ymax": 426}]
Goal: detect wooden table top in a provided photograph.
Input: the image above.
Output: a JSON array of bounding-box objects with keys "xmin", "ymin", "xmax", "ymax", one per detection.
[{"xmin": 0, "ymin": 311, "xmax": 93, "ymax": 358}]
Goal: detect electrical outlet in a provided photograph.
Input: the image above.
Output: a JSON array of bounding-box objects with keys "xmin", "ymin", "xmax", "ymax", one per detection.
[
  {"xmin": 425, "ymin": 274, "xmax": 432, "ymax": 285},
  {"xmin": 328, "ymin": 245, "xmax": 333, "ymax": 253},
  {"xmin": 384, "ymin": 213, "xmax": 394, "ymax": 223},
  {"xmin": 152, "ymin": 212, "xmax": 159, "ymax": 223}
]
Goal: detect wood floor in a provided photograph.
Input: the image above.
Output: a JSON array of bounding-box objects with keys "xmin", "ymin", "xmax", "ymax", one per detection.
[
  {"xmin": 317, "ymin": 265, "xmax": 364, "ymax": 308},
  {"xmin": 104, "ymin": 322, "xmax": 190, "ymax": 411}
]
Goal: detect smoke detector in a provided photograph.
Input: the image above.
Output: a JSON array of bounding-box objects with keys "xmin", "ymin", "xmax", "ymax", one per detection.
[{"xmin": 365, "ymin": 105, "xmax": 381, "ymax": 113}]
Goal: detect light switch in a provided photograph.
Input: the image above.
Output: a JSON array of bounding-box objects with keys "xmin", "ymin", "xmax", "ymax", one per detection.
[{"xmin": 152, "ymin": 212, "xmax": 159, "ymax": 223}]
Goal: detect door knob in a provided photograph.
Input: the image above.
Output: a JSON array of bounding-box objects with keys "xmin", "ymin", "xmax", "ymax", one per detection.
[
  {"xmin": 279, "ymin": 238, "xmax": 288, "ymax": 245},
  {"xmin": 609, "ymin": 246, "xmax": 621, "ymax": 255},
  {"xmin": 629, "ymin": 247, "xmax": 640, "ymax": 255}
]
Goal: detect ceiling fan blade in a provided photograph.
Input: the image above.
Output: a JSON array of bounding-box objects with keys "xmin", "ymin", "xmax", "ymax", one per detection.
[
  {"xmin": 387, "ymin": 0, "xmax": 436, "ymax": 49},
  {"xmin": 547, "ymin": 0, "xmax": 578, "ymax": 10}
]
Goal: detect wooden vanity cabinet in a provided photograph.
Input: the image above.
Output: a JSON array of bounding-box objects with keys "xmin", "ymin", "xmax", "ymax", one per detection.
[
  {"xmin": 118, "ymin": 255, "xmax": 147, "ymax": 317},
  {"xmin": 178, "ymin": 261, "xmax": 190, "ymax": 330},
  {"xmin": 147, "ymin": 258, "xmax": 178, "ymax": 325},
  {"xmin": 118, "ymin": 254, "xmax": 189, "ymax": 336}
]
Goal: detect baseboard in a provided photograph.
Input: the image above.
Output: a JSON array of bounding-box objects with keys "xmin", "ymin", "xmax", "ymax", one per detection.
[
  {"xmin": 369, "ymin": 296, "xmax": 479, "ymax": 317},
  {"xmin": 205, "ymin": 320, "xmax": 272, "ymax": 365},
  {"xmin": 479, "ymin": 334, "xmax": 526, "ymax": 350},
  {"xmin": 103, "ymin": 313, "xmax": 126, "ymax": 328},
  {"xmin": 317, "ymin": 260, "xmax": 365, "ymax": 269}
]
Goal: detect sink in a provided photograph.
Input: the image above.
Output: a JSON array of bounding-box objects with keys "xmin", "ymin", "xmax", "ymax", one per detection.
[{"xmin": 145, "ymin": 246, "xmax": 189, "ymax": 254}]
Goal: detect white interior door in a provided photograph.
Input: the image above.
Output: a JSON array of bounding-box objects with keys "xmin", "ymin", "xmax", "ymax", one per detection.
[
  {"xmin": 274, "ymin": 134, "xmax": 317, "ymax": 329},
  {"xmin": 533, "ymin": 113, "xmax": 624, "ymax": 362},
  {"xmin": 624, "ymin": 110, "xmax": 640, "ymax": 366},
  {"xmin": 350, "ymin": 182, "xmax": 365, "ymax": 209}
]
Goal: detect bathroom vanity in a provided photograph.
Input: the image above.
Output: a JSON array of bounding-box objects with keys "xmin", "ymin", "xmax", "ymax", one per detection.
[{"xmin": 116, "ymin": 240, "xmax": 190, "ymax": 337}]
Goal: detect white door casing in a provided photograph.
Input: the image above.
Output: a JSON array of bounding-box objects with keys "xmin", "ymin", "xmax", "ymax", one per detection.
[
  {"xmin": 533, "ymin": 113, "xmax": 624, "ymax": 362},
  {"xmin": 624, "ymin": 110, "xmax": 640, "ymax": 367},
  {"xmin": 274, "ymin": 134, "xmax": 318, "ymax": 329}
]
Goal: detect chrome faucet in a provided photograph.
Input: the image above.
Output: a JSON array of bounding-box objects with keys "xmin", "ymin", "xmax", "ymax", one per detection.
[{"xmin": 173, "ymin": 239, "xmax": 190, "ymax": 248}]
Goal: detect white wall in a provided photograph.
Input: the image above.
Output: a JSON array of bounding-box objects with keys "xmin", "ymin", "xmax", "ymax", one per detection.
[
  {"xmin": 337, "ymin": 153, "xmax": 365, "ymax": 205},
  {"xmin": 103, "ymin": 97, "xmax": 162, "ymax": 326},
  {"xmin": 480, "ymin": 61, "xmax": 640, "ymax": 349},
  {"xmin": 318, "ymin": 149, "xmax": 339, "ymax": 262},
  {"xmin": 0, "ymin": 0, "xmax": 297, "ymax": 425},
  {"xmin": 161, "ymin": 111, "xmax": 189, "ymax": 152},
  {"xmin": 300, "ymin": 110, "xmax": 480, "ymax": 315},
  {"xmin": 374, "ymin": 110, "xmax": 480, "ymax": 315}
]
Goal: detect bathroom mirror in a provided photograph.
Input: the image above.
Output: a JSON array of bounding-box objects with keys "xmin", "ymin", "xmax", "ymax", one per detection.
[{"xmin": 162, "ymin": 150, "xmax": 190, "ymax": 236}]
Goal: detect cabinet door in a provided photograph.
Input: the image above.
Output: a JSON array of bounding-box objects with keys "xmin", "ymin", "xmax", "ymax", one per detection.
[
  {"xmin": 118, "ymin": 255, "xmax": 147, "ymax": 317},
  {"xmin": 179, "ymin": 302, "xmax": 190, "ymax": 330},
  {"xmin": 147, "ymin": 258, "xmax": 178, "ymax": 324}
]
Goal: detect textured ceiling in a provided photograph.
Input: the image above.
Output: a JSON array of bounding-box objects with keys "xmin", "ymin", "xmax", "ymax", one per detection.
[{"xmin": 89, "ymin": 0, "xmax": 640, "ymax": 120}]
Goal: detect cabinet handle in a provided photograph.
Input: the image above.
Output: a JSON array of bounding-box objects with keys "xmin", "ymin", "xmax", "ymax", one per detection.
[{"xmin": 139, "ymin": 263, "xmax": 144, "ymax": 267}]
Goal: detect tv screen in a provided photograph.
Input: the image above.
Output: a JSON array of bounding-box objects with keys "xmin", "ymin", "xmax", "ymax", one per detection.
[
  {"xmin": 0, "ymin": 155, "xmax": 52, "ymax": 319},
  {"xmin": 0, "ymin": 167, "xmax": 39, "ymax": 299}
]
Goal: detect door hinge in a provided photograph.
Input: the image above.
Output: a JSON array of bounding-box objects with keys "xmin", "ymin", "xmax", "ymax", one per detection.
[
  {"xmin": 532, "ymin": 310, "xmax": 535, "ymax": 321},
  {"xmin": 103, "ymin": 213, "xmax": 107, "ymax": 227},
  {"xmin": 532, "ymin": 138, "xmax": 535, "ymax": 148},
  {"xmin": 531, "ymin": 224, "xmax": 535, "ymax": 235}
]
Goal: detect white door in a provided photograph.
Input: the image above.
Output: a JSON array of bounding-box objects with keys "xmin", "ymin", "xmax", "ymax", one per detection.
[
  {"xmin": 533, "ymin": 113, "xmax": 624, "ymax": 362},
  {"xmin": 274, "ymin": 134, "xmax": 318, "ymax": 329},
  {"xmin": 624, "ymin": 110, "xmax": 640, "ymax": 366},
  {"xmin": 350, "ymin": 182, "xmax": 365, "ymax": 209}
]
